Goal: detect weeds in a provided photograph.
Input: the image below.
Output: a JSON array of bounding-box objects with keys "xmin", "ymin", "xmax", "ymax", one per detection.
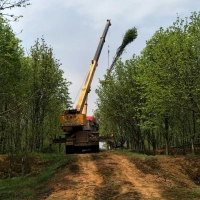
[{"xmin": 0, "ymin": 153, "xmax": 77, "ymax": 199}]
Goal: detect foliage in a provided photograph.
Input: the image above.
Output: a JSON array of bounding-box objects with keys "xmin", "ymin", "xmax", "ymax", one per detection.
[
  {"xmin": 95, "ymin": 11, "xmax": 200, "ymax": 155},
  {"xmin": 109, "ymin": 27, "xmax": 137, "ymax": 71},
  {"xmin": 0, "ymin": 18, "xmax": 71, "ymax": 159},
  {"xmin": 117, "ymin": 27, "xmax": 138, "ymax": 57}
]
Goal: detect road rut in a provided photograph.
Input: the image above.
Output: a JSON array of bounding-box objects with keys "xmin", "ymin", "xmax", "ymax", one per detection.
[{"xmin": 45, "ymin": 152, "xmax": 165, "ymax": 200}]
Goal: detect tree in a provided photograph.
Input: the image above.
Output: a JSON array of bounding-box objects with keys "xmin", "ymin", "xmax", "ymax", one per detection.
[
  {"xmin": 0, "ymin": 0, "xmax": 30, "ymax": 20},
  {"xmin": 26, "ymin": 38, "xmax": 71, "ymax": 151},
  {"xmin": 96, "ymin": 11, "xmax": 200, "ymax": 155},
  {"xmin": 0, "ymin": 18, "xmax": 71, "ymax": 156},
  {"xmin": 0, "ymin": 16, "xmax": 24, "ymax": 154},
  {"xmin": 96, "ymin": 56, "xmax": 143, "ymax": 150},
  {"xmin": 139, "ymin": 12, "xmax": 200, "ymax": 155}
]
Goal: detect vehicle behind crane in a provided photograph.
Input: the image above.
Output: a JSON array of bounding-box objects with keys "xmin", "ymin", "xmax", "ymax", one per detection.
[{"xmin": 51, "ymin": 20, "xmax": 112, "ymax": 154}]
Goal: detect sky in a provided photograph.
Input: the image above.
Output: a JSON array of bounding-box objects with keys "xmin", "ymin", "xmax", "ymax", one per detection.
[{"xmin": 5, "ymin": 0, "xmax": 200, "ymax": 116}]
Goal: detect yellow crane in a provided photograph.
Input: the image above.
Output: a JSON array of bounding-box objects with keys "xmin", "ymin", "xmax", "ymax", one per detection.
[{"xmin": 59, "ymin": 20, "xmax": 111, "ymax": 153}]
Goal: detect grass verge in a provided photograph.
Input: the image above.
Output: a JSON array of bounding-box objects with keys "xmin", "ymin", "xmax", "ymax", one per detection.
[{"xmin": 0, "ymin": 153, "xmax": 77, "ymax": 200}]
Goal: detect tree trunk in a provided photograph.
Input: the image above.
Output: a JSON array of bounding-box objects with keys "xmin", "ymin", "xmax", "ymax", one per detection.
[
  {"xmin": 182, "ymin": 124, "xmax": 186, "ymax": 155},
  {"xmin": 151, "ymin": 129, "xmax": 156, "ymax": 156},
  {"xmin": 191, "ymin": 110, "xmax": 196, "ymax": 155},
  {"xmin": 164, "ymin": 117, "xmax": 170, "ymax": 155}
]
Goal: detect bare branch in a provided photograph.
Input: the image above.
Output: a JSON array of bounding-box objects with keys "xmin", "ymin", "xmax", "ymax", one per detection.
[{"xmin": 0, "ymin": 0, "xmax": 30, "ymax": 20}]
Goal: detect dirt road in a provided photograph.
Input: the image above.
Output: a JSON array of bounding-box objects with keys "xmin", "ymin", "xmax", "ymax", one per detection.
[
  {"xmin": 0, "ymin": 150, "xmax": 199, "ymax": 199},
  {"xmin": 45, "ymin": 152, "xmax": 165, "ymax": 200}
]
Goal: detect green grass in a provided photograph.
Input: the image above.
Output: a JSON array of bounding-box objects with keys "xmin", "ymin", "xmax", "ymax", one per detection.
[
  {"xmin": 114, "ymin": 149, "xmax": 168, "ymax": 159},
  {"xmin": 0, "ymin": 153, "xmax": 77, "ymax": 199},
  {"xmin": 190, "ymin": 188, "xmax": 200, "ymax": 199},
  {"xmin": 114, "ymin": 149, "xmax": 151, "ymax": 158},
  {"xmin": 162, "ymin": 187, "xmax": 200, "ymax": 200}
]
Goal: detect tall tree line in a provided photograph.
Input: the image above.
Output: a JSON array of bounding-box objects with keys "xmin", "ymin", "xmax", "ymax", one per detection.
[
  {"xmin": 95, "ymin": 12, "xmax": 200, "ymax": 155},
  {"xmin": 0, "ymin": 17, "xmax": 71, "ymax": 154}
]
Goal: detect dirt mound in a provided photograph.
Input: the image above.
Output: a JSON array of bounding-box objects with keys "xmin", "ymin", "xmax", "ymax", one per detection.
[
  {"xmin": 0, "ymin": 155, "xmax": 42, "ymax": 178},
  {"xmin": 130, "ymin": 154, "xmax": 200, "ymax": 199}
]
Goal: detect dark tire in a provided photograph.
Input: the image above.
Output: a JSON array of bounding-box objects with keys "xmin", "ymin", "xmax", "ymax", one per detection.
[
  {"xmin": 75, "ymin": 147, "xmax": 82, "ymax": 153},
  {"xmin": 91, "ymin": 145, "xmax": 99, "ymax": 153},
  {"xmin": 95, "ymin": 145, "xmax": 100, "ymax": 152},
  {"xmin": 66, "ymin": 145, "xmax": 74, "ymax": 154}
]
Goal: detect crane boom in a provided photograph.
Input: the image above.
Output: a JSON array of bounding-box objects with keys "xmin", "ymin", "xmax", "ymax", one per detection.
[
  {"xmin": 76, "ymin": 20, "xmax": 111, "ymax": 113},
  {"xmin": 60, "ymin": 20, "xmax": 111, "ymax": 131},
  {"xmin": 53, "ymin": 20, "xmax": 113, "ymax": 154}
]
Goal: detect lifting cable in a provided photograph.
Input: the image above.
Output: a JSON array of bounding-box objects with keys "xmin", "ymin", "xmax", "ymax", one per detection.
[
  {"xmin": 108, "ymin": 28, "xmax": 110, "ymax": 69},
  {"xmin": 108, "ymin": 44, "xmax": 110, "ymax": 69}
]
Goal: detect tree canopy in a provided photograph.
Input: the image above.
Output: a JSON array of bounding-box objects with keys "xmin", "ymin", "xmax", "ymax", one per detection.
[
  {"xmin": 95, "ymin": 11, "xmax": 200, "ymax": 155},
  {"xmin": 0, "ymin": 17, "xmax": 71, "ymax": 154}
]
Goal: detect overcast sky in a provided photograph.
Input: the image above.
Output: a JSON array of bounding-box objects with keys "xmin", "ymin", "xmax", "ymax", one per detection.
[{"xmin": 7, "ymin": 0, "xmax": 200, "ymax": 115}]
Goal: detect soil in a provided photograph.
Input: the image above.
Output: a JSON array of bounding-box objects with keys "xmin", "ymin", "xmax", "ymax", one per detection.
[
  {"xmin": 0, "ymin": 151, "xmax": 200, "ymax": 199},
  {"xmin": 41, "ymin": 151, "xmax": 200, "ymax": 200}
]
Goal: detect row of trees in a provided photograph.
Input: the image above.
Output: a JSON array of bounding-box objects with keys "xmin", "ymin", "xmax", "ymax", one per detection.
[
  {"xmin": 0, "ymin": 17, "xmax": 71, "ymax": 154},
  {"xmin": 95, "ymin": 12, "xmax": 200, "ymax": 155}
]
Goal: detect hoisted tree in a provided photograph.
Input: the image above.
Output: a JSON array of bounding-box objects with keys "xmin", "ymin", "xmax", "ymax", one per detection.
[{"xmin": 109, "ymin": 27, "xmax": 137, "ymax": 71}]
